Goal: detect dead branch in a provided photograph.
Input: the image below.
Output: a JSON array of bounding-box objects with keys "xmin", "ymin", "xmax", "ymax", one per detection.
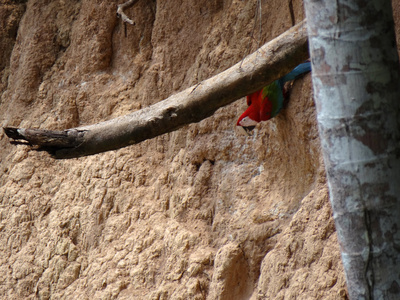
[
  {"xmin": 116, "ymin": 0, "xmax": 140, "ymax": 25},
  {"xmin": 3, "ymin": 20, "xmax": 309, "ymax": 159}
]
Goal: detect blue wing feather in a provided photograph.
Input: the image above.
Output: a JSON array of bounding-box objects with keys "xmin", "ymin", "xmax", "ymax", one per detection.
[{"xmin": 280, "ymin": 62, "xmax": 311, "ymax": 83}]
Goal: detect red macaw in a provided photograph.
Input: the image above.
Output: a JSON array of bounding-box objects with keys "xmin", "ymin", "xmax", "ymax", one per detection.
[{"xmin": 237, "ymin": 62, "xmax": 311, "ymax": 132}]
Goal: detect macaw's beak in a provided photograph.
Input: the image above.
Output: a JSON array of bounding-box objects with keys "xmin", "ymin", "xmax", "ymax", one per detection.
[
  {"xmin": 237, "ymin": 125, "xmax": 256, "ymax": 136},
  {"xmin": 243, "ymin": 126, "xmax": 255, "ymax": 133}
]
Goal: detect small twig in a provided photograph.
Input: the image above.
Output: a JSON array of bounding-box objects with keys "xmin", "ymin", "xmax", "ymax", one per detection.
[
  {"xmin": 288, "ymin": 0, "xmax": 295, "ymax": 26},
  {"xmin": 116, "ymin": 0, "xmax": 140, "ymax": 25},
  {"xmin": 258, "ymin": 0, "xmax": 262, "ymax": 47},
  {"xmin": 240, "ymin": 0, "xmax": 262, "ymax": 69}
]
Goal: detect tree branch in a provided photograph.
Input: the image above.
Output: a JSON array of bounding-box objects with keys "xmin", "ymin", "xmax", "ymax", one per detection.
[
  {"xmin": 3, "ymin": 20, "xmax": 309, "ymax": 159},
  {"xmin": 116, "ymin": 0, "xmax": 140, "ymax": 25}
]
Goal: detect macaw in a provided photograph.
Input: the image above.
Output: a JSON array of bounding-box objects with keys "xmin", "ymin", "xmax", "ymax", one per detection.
[{"xmin": 237, "ymin": 62, "xmax": 311, "ymax": 132}]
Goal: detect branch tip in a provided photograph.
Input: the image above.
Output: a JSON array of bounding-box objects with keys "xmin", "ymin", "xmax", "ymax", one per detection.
[{"xmin": 117, "ymin": 0, "xmax": 140, "ymax": 25}]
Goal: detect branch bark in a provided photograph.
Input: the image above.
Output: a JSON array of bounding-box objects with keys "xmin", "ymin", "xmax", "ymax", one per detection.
[{"xmin": 3, "ymin": 20, "xmax": 309, "ymax": 159}]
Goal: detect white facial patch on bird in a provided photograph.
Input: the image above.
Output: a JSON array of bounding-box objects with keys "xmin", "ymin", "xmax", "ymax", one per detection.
[{"xmin": 238, "ymin": 116, "xmax": 258, "ymax": 127}]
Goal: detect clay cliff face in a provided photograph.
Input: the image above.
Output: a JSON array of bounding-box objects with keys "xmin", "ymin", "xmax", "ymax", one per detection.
[{"xmin": 0, "ymin": 0, "xmax": 368, "ymax": 298}]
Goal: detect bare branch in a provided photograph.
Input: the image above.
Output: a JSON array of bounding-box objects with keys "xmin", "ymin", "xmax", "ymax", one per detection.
[
  {"xmin": 116, "ymin": 0, "xmax": 140, "ymax": 25},
  {"xmin": 3, "ymin": 20, "xmax": 309, "ymax": 159}
]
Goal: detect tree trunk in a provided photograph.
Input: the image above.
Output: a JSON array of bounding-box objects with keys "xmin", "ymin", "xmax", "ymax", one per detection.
[
  {"xmin": 303, "ymin": 0, "xmax": 400, "ymax": 299},
  {"xmin": 3, "ymin": 20, "xmax": 308, "ymax": 158}
]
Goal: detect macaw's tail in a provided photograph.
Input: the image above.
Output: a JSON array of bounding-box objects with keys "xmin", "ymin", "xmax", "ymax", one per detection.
[{"xmin": 281, "ymin": 61, "xmax": 311, "ymax": 83}]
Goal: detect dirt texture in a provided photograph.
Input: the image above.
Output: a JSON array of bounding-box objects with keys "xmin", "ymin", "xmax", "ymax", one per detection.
[{"xmin": 3, "ymin": 0, "xmax": 397, "ymax": 298}]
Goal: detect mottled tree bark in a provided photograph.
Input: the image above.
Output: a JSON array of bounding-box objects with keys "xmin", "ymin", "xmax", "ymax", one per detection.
[
  {"xmin": 3, "ymin": 20, "xmax": 308, "ymax": 158},
  {"xmin": 304, "ymin": 0, "xmax": 400, "ymax": 299}
]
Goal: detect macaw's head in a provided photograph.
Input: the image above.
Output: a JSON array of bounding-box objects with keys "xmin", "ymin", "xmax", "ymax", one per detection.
[
  {"xmin": 237, "ymin": 103, "xmax": 260, "ymax": 134},
  {"xmin": 237, "ymin": 91, "xmax": 264, "ymax": 133},
  {"xmin": 237, "ymin": 88, "xmax": 276, "ymax": 135}
]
